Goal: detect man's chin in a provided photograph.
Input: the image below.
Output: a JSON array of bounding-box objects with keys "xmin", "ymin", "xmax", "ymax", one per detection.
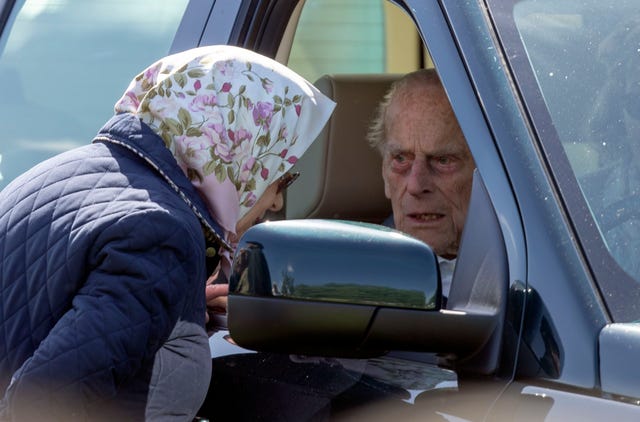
[{"xmin": 401, "ymin": 227, "xmax": 449, "ymax": 254}]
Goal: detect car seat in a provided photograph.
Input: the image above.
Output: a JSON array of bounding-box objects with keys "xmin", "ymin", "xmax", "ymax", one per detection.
[{"xmin": 285, "ymin": 73, "xmax": 401, "ymax": 223}]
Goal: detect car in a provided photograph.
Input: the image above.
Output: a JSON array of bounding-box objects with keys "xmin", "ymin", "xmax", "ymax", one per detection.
[{"xmin": 1, "ymin": 0, "xmax": 639, "ymax": 420}]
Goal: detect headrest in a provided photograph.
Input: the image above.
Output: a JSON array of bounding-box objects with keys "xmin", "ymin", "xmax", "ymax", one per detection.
[{"xmin": 285, "ymin": 73, "xmax": 400, "ymax": 223}]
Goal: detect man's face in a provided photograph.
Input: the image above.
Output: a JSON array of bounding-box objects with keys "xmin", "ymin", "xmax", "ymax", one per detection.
[{"xmin": 382, "ymin": 84, "xmax": 474, "ymax": 258}]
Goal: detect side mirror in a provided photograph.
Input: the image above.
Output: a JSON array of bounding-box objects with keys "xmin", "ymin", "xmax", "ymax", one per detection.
[{"xmin": 228, "ymin": 219, "xmax": 499, "ymax": 359}]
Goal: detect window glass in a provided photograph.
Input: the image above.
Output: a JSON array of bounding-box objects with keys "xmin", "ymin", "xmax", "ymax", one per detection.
[
  {"xmin": 287, "ymin": 0, "xmax": 421, "ymax": 84},
  {"xmin": 275, "ymin": 0, "xmax": 461, "ymax": 400},
  {"xmin": 0, "ymin": 0, "xmax": 189, "ymax": 189},
  {"xmin": 288, "ymin": 0, "xmax": 385, "ymax": 83},
  {"xmin": 489, "ymin": 0, "xmax": 640, "ymax": 320}
]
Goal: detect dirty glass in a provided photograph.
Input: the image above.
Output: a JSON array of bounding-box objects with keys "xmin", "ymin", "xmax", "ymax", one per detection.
[{"xmin": 491, "ymin": 0, "xmax": 640, "ymax": 320}]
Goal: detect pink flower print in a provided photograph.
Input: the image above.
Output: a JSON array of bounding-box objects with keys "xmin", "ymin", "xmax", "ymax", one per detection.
[
  {"xmin": 287, "ymin": 156, "xmax": 298, "ymax": 164},
  {"xmin": 238, "ymin": 153, "xmax": 257, "ymax": 184},
  {"xmin": 124, "ymin": 91, "xmax": 140, "ymax": 109},
  {"xmin": 242, "ymin": 156, "xmax": 256, "ymax": 173},
  {"xmin": 279, "ymin": 149, "xmax": 288, "ymax": 158},
  {"xmin": 233, "ymin": 135, "xmax": 255, "ymax": 181},
  {"xmin": 177, "ymin": 135, "xmax": 214, "ymax": 173},
  {"xmin": 278, "ymin": 126, "xmax": 288, "ymax": 140},
  {"xmin": 261, "ymin": 78, "xmax": 273, "ymax": 94},
  {"xmin": 200, "ymin": 124, "xmax": 232, "ymax": 161},
  {"xmin": 243, "ymin": 192, "xmax": 257, "ymax": 208},
  {"xmin": 153, "ymin": 96, "xmax": 183, "ymax": 118},
  {"xmin": 221, "ymin": 82, "xmax": 232, "ymax": 93},
  {"xmin": 295, "ymin": 104, "xmax": 301, "ymax": 116},
  {"xmin": 214, "ymin": 142, "xmax": 233, "ymax": 162},
  {"xmin": 253, "ymin": 101, "xmax": 274, "ymax": 129},
  {"xmin": 261, "ymin": 167, "xmax": 269, "ymax": 180},
  {"xmin": 190, "ymin": 94, "xmax": 218, "ymax": 112},
  {"xmin": 215, "ymin": 61, "xmax": 233, "ymax": 76},
  {"xmin": 231, "ymin": 128, "xmax": 252, "ymax": 146},
  {"xmin": 212, "ymin": 123, "xmax": 226, "ymax": 135},
  {"xmin": 215, "ymin": 60, "xmax": 243, "ymax": 80},
  {"xmin": 194, "ymin": 79, "xmax": 202, "ymax": 91},
  {"xmin": 144, "ymin": 63, "xmax": 161, "ymax": 84}
]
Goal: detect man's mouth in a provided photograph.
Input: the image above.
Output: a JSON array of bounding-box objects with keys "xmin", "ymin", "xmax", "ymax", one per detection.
[{"xmin": 408, "ymin": 213, "xmax": 444, "ymax": 222}]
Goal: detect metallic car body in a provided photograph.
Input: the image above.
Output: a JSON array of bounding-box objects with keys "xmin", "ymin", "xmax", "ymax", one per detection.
[{"xmin": 1, "ymin": 0, "xmax": 639, "ymax": 420}]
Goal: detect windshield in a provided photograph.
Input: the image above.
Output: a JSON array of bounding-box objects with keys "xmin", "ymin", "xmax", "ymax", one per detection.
[
  {"xmin": 488, "ymin": 0, "xmax": 640, "ymax": 321},
  {"xmin": 0, "ymin": 0, "xmax": 189, "ymax": 190}
]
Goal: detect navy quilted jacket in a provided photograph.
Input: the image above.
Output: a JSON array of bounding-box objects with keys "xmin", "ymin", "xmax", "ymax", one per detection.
[{"xmin": 0, "ymin": 113, "xmax": 226, "ymax": 420}]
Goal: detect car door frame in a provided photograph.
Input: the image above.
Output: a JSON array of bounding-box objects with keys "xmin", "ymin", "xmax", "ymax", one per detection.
[
  {"xmin": 197, "ymin": 0, "xmax": 525, "ymax": 419},
  {"xmin": 439, "ymin": 0, "xmax": 607, "ymax": 389},
  {"xmin": 404, "ymin": 0, "xmax": 526, "ymax": 378},
  {"xmin": 438, "ymin": 0, "xmax": 602, "ymax": 392},
  {"xmin": 0, "ymin": 0, "xmax": 15, "ymax": 37},
  {"xmin": 196, "ymin": 0, "xmax": 300, "ymax": 58}
]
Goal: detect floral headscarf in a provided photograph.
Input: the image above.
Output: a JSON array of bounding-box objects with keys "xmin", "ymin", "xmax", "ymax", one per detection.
[{"xmin": 114, "ymin": 45, "xmax": 335, "ymax": 238}]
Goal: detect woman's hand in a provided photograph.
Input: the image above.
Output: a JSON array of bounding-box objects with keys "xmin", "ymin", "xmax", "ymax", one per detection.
[
  {"xmin": 205, "ymin": 282, "xmax": 229, "ymax": 321},
  {"xmin": 205, "ymin": 271, "xmax": 229, "ymax": 331}
]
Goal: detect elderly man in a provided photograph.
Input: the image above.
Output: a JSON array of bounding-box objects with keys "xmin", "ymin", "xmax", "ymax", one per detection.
[{"xmin": 368, "ymin": 69, "xmax": 475, "ymax": 298}]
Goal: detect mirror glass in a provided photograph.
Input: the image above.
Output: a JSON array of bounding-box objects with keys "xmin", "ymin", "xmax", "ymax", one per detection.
[{"xmin": 230, "ymin": 220, "xmax": 441, "ymax": 310}]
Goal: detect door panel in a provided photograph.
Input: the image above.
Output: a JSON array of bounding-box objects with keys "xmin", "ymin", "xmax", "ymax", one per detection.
[
  {"xmin": 199, "ymin": 0, "xmax": 243, "ymax": 48},
  {"xmin": 490, "ymin": 383, "xmax": 640, "ymax": 421},
  {"xmin": 201, "ymin": 1, "xmax": 515, "ymax": 419}
]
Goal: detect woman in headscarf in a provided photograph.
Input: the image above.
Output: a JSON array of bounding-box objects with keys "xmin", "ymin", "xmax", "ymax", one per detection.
[{"xmin": 0, "ymin": 45, "xmax": 334, "ymax": 421}]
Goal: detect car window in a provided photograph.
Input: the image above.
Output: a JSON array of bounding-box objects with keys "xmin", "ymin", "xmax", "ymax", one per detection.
[
  {"xmin": 282, "ymin": 0, "xmax": 463, "ymax": 405},
  {"xmin": 287, "ymin": 0, "xmax": 425, "ymax": 83},
  {"xmin": 487, "ymin": 0, "xmax": 640, "ymax": 321},
  {"xmin": 0, "ymin": 0, "xmax": 189, "ymax": 190}
]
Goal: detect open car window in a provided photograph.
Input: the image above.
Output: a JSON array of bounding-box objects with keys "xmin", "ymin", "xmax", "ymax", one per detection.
[{"xmin": 287, "ymin": 0, "xmax": 425, "ymax": 82}]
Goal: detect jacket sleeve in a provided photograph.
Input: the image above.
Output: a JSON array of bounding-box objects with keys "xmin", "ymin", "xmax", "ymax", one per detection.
[{"xmin": 1, "ymin": 209, "xmax": 205, "ymax": 420}]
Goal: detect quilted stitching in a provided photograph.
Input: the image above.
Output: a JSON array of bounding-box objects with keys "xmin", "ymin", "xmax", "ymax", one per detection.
[{"xmin": 0, "ymin": 114, "xmax": 216, "ymax": 419}]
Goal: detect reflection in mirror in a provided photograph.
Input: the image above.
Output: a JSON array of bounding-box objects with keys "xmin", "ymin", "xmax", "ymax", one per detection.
[{"xmin": 229, "ymin": 219, "xmax": 441, "ymax": 310}]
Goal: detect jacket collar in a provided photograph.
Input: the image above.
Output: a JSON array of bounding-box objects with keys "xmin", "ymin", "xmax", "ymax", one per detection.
[{"xmin": 93, "ymin": 113, "xmax": 230, "ymax": 251}]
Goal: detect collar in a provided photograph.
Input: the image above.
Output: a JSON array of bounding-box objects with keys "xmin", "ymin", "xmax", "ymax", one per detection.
[{"xmin": 93, "ymin": 113, "xmax": 231, "ymax": 251}]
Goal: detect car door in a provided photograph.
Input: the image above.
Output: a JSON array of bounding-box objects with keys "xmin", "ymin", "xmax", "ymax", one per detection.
[
  {"xmin": 201, "ymin": 0, "xmax": 640, "ymax": 420},
  {"xmin": 198, "ymin": 1, "xmax": 518, "ymax": 420},
  {"xmin": 427, "ymin": 0, "xmax": 640, "ymax": 419},
  {"xmin": 469, "ymin": 0, "xmax": 640, "ymax": 418}
]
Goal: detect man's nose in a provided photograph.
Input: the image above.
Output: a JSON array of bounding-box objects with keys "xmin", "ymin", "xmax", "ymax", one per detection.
[
  {"xmin": 406, "ymin": 159, "xmax": 432, "ymax": 195},
  {"xmin": 270, "ymin": 192, "xmax": 284, "ymax": 211}
]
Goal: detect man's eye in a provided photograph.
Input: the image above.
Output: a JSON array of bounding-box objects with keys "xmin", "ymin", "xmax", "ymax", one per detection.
[
  {"xmin": 436, "ymin": 156, "xmax": 452, "ymax": 165},
  {"xmin": 433, "ymin": 156, "xmax": 456, "ymax": 167},
  {"xmin": 393, "ymin": 154, "xmax": 407, "ymax": 163},
  {"xmin": 389, "ymin": 153, "xmax": 411, "ymax": 172}
]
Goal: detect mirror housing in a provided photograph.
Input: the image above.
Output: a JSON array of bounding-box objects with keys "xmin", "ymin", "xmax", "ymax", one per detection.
[{"xmin": 228, "ymin": 220, "xmax": 499, "ymax": 359}]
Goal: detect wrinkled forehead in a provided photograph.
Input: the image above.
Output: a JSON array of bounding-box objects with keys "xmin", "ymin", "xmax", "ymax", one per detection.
[
  {"xmin": 386, "ymin": 85, "xmax": 457, "ymax": 137},
  {"xmin": 386, "ymin": 97, "xmax": 466, "ymax": 150}
]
